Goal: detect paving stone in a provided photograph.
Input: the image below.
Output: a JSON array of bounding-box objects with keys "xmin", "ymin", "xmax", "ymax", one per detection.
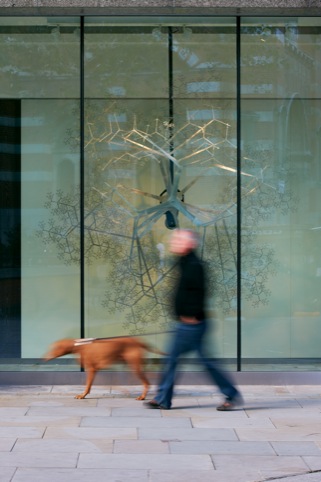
[
  {"xmin": 236, "ymin": 426, "xmax": 321, "ymax": 442},
  {"xmin": 44, "ymin": 426, "xmax": 137, "ymax": 439},
  {"xmin": 271, "ymin": 416, "xmax": 321, "ymax": 428},
  {"xmin": 0, "ymin": 408, "xmax": 28, "ymax": 416},
  {"xmin": 86, "ymin": 439, "xmax": 114, "ymax": 452},
  {"xmin": 0, "ymin": 416, "xmax": 81, "ymax": 427},
  {"xmin": 163, "ymin": 406, "xmax": 248, "ymax": 419},
  {"xmin": 271, "ymin": 441, "xmax": 321, "ymax": 456},
  {"xmin": 0, "ymin": 438, "xmax": 16, "ymax": 451},
  {"xmin": 169, "ymin": 440, "xmax": 275, "ymax": 455},
  {"xmin": 27, "ymin": 406, "xmax": 111, "ymax": 417},
  {"xmin": 111, "ymin": 407, "xmax": 164, "ymax": 417},
  {"xmin": 51, "ymin": 385, "xmax": 108, "ymax": 396},
  {"xmin": 296, "ymin": 399, "xmax": 321, "ymax": 408},
  {"xmin": 13, "ymin": 438, "xmax": 106, "ymax": 453},
  {"xmin": 247, "ymin": 407, "xmax": 321, "ymax": 419},
  {"xmin": 78, "ymin": 453, "xmax": 214, "ymax": 470},
  {"xmin": 11, "ymin": 468, "xmax": 148, "ymax": 482},
  {"xmin": 278, "ymin": 474, "xmax": 321, "ymax": 482},
  {"xmin": 97, "ymin": 398, "xmax": 147, "ymax": 407},
  {"xmin": 30, "ymin": 398, "xmax": 98, "ymax": 407},
  {"xmin": 0, "ymin": 386, "xmax": 51, "ymax": 394},
  {"xmin": 303, "ymin": 456, "xmax": 321, "ymax": 471},
  {"xmin": 0, "ymin": 399, "xmax": 30, "ymax": 407},
  {"xmin": 245, "ymin": 397, "xmax": 302, "ymax": 406},
  {"xmin": 212, "ymin": 454, "xmax": 310, "ymax": 478},
  {"xmin": 191, "ymin": 415, "xmax": 274, "ymax": 428},
  {"xmin": 0, "ymin": 427, "xmax": 44, "ymax": 438},
  {"xmin": 110, "ymin": 387, "xmax": 152, "ymax": 398},
  {"xmin": 165, "ymin": 405, "xmax": 248, "ymax": 418},
  {"xmin": 114, "ymin": 440, "xmax": 170, "ymax": 453},
  {"xmin": 168, "ymin": 397, "xmax": 203, "ymax": 408},
  {"xmin": 139, "ymin": 427, "xmax": 238, "ymax": 441},
  {"xmin": 81, "ymin": 415, "xmax": 191, "ymax": 428},
  {"xmin": 244, "ymin": 406, "xmax": 309, "ymax": 419},
  {"xmin": 149, "ymin": 469, "xmax": 257, "ymax": 482},
  {"xmin": 0, "ymin": 452, "xmax": 78, "ymax": 467},
  {"xmin": 0, "ymin": 467, "xmax": 17, "ymax": 482}
]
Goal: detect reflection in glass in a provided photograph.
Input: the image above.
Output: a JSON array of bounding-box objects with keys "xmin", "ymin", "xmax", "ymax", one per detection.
[
  {"xmin": 241, "ymin": 18, "xmax": 321, "ymax": 368},
  {"xmin": 0, "ymin": 17, "xmax": 81, "ymax": 364},
  {"xmin": 3, "ymin": 16, "xmax": 320, "ymax": 373},
  {"xmin": 83, "ymin": 20, "xmax": 239, "ymax": 363}
]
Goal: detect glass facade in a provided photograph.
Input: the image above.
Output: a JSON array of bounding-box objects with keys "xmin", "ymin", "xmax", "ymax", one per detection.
[
  {"xmin": 0, "ymin": 17, "xmax": 81, "ymax": 366},
  {"xmin": 241, "ymin": 18, "xmax": 321, "ymax": 368},
  {"xmin": 0, "ymin": 15, "xmax": 321, "ymax": 372}
]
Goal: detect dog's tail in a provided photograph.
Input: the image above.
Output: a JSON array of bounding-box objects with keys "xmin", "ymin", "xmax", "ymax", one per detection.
[{"xmin": 139, "ymin": 340, "xmax": 166, "ymax": 356}]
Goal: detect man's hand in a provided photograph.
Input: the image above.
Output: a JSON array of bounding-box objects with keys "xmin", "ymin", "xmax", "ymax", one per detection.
[{"xmin": 180, "ymin": 316, "xmax": 200, "ymax": 324}]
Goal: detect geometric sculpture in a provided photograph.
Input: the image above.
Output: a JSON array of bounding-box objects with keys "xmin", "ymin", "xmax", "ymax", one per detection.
[{"xmin": 38, "ymin": 108, "xmax": 296, "ymax": 333}]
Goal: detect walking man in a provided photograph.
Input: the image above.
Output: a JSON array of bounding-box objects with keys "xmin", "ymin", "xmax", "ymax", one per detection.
[{"xmin": 145, "ymin": 228, "xmax": 242, "ymax": 411}]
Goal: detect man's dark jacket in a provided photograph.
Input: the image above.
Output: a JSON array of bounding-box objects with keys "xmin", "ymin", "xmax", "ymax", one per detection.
[{"xmin": 173, "ymin": 250, "xmax": 206, "ymax": 321}]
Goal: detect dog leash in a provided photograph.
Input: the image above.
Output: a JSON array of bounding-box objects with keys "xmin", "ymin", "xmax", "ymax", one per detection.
[{"xmin": 74, "ymin": 331, "xmax": 173, "ymax": 346}]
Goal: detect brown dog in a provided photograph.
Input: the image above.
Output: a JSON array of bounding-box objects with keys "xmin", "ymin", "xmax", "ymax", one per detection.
[{"xmin": 44, "ymin": 337, "xmax": 164, "ymax": 400}]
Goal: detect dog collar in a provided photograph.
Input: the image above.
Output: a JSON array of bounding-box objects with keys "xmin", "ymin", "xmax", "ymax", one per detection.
[{"xmin": 74, "ymin": 338, "xmax": 96, "ymax": 346}]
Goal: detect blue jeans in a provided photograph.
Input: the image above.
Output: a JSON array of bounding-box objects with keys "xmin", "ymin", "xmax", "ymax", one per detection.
[{"xmin": 153, "ymin": 319, "xmax": 239, "ymax": 409}]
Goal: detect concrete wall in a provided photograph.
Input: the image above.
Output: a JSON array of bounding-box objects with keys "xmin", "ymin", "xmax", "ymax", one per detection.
[{"xmin": 0, "ymin": 0, "xmax": 321, "ymax": 16}]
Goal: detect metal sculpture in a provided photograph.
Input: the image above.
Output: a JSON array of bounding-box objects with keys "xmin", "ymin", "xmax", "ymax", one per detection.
[{"xmin": 38, "ymin": 105, "xmax": 296, "ymax": 333}]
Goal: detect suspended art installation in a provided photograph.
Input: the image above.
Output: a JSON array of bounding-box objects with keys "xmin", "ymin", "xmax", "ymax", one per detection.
[{"xmin": 38, "ymin": 103, "xmax": 297, "ymax": 333}]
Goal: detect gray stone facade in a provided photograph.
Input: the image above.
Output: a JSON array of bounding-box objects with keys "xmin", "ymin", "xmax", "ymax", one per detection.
[{"xmin": 0, "ymin": 0, "xmax": 321, "ymax": 15}]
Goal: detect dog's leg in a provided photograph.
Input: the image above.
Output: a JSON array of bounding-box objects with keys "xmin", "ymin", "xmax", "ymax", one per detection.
[
  {"xmin": 136, "ymin": 376, "xmax": 149, "ymax": 401},
  {"xmin": 75, "ymin": 369, "xmax": 96, "ymax": 399},
  {"xmin": 129, "ymin": 361, "xmax": 150, "ymax": 401}
]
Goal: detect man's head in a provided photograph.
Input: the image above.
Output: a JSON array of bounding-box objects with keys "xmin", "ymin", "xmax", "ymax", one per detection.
[{"xmin": 169, "ymin": 229, "xmax": 199, "ymax": 256}]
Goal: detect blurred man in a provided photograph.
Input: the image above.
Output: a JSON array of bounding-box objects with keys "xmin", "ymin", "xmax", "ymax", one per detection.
[{"xmin": 145, "ymin": 228, "xmax": 242, "ymax": 411}]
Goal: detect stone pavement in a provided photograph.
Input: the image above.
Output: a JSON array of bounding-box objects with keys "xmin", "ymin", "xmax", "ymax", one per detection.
[{"xmin": 1, "ymin": 384, "xmax": 321, "ymax": 481}]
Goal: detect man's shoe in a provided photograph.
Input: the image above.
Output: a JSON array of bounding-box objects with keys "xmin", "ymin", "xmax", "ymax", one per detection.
[
  {"xmin": 216, "ymin": 400, "xmax": 235, "ymax": 411},
  {"xmin": 144, "ymin": 400, "xmax": 169, "ymax": 410},
  {"xmin": 217, "ymin": 394, "xmax": 244, "ymax": 411}
]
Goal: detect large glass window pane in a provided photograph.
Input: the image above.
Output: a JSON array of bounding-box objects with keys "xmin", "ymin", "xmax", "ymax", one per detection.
[
  {"xmin": 83, "ymin": 18, "xmax": 237, "ymax": 369},
  {"xmin": 0, "ymin": 17, "xmax": 81, "ymax": 368},
  {"xmin": 241, "ymin": 18, "xmax": 321, "ymax": 369}
]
